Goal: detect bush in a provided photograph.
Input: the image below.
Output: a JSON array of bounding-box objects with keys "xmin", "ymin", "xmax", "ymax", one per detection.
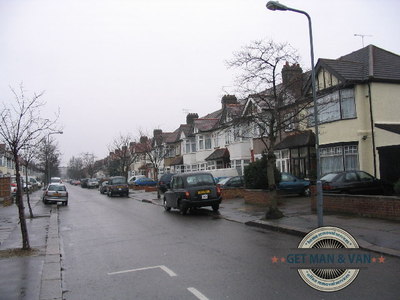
[{"xmin": 244, "ymin": 154, "xmax": 281, "ymax": 189}]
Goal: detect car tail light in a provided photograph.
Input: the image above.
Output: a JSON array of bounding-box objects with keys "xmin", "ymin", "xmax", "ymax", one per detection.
[
  {"xmin": 11, "ymin": 183, "xmax": 17, "ymax": 187},
  {"xmin": 184, "ymin": 191, "xmax": 190, "ymax": 199},
  {"xmin": 217, "ymin": 185, "xmax": 221, "ymax": 197},
  {"xmin": 322, "ymin": 182, "xmax": 332, "ymax": 190}
]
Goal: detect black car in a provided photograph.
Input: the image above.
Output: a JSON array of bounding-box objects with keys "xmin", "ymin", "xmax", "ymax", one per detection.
[
  {"xmin": 163, "ymin": 172, "xmax": 222, "ymax": 215},
  {"xmin": 321, "ymin": 170, "xmax": 392, "ymax": 195},
  {"xmin": 107, "ymin": 176, "xmax": 129, "ymax": 197},
  {"xmin": 217, "ymin": 176, "xmax": 245, "ymax": 188},
  {"xmin": 157, "ymin": 173, "xmax": 176, "ymax": 199},
  {"xmin": 80, "ymin": 178, "xmax": 89, "ymax": 188}
]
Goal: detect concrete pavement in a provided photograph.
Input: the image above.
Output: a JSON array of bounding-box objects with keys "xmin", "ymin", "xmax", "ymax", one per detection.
[
  {"xmin": 130, "ymin": 190, "xmax": 400, "ymax": 257},
  {"xmin": 0, "ymin": 189, "xmax": 399, "ymax": 299}
]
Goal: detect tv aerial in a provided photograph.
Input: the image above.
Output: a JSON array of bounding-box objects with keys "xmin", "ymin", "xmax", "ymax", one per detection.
[{"xmin": 354, "ymin": 34, "xmax": 372, "ymax": 47}]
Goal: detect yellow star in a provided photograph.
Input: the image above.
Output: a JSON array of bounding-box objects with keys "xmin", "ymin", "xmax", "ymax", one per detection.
[
  {"xmin": 271, "ymin": 256, "xmax": 279, "ymax": 263},
  {"xmin": 378, "ymin": 256, "xmax": 385, "ymax": 263},
  {"xmin": 280, "ymin": 257, "xmax": 286, "ymax": 263}
]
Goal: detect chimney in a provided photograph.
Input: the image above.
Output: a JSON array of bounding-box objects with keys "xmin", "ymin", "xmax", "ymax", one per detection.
[
  {"xmin": 140, "ymin": 136, "xmax": 148, "ymax": 143},
  {"xmin": 221, "ymin": 95, "xmax": 237, "ymax": 108},
  {"xmin": 282, "ymin": 62, "xmax": 303, "ymax": 97},
  {"xmin": 186, "ymin": 113, "xmax": 199, "ymax": 125}
]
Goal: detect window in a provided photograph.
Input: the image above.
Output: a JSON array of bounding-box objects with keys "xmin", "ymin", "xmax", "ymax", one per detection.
[
  {"xmin": 207, "ymin": 161, "xmax": 216, "ymax": 170},
  {"xmin": 225, "ymin": 130, "xmax": 232, "ymax": 145},
  {"xmin": 309, "ymin": 88, "xmax": 356, "ymax": 126},
  {"xmin": 320, "ymin": 144, "xmax": 359, "ymax": 175},
  {"xmin": 198, "ymin": 135, "xmax": 204, "ymax": 150},
  {"xmin": 185, "ymin": 138, "xmax": 196, "ymax": 153},
  {"xmin": 205, "ymin": 135, "xmax": 212, "ymax": 149},
  {"xmin": 213, "ymin": 133, "xmax": 220, "ymax": 148}
]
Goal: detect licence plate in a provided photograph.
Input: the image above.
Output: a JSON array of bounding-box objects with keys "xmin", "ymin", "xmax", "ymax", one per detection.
[
  {"xmin": 201, "ymin": 194, "xmax": 208, "ymax": 200},
  {"xmin": 197, "ymin": 190, "xmax": 211, "ymax": 195}
]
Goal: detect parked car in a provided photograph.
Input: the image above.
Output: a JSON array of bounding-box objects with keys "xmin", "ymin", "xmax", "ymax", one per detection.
[
  {"xmin": 50, "ymin": 177, "xmax": 62, "ymax": 183},
  {"xmin": 107, "ymin": 176, "xmax": 129, "ymax": 197},
  {"xmin": 163, "ymin": 172, "xmax": 222, "ymax": 215},
  {"xmin": 80, "ymin": 178, "xmax": 89, "ymax": 188},
  {"xmin": 134, "ymin": 177, "xmax": 157, "ymax": 186},
  {"xmin": 218, "ymin": 176, "xmax": 245, "ymax": 188},
  {"xmin": 157, "ymin": 173, "xmax": 176, "ymax": 198},
  {"xmin": 277, "ymin": 172, "xmax": 311, "ymax": 196},
  {"xmin": 99, "ymin": 180, "xmax": 109, "ymax": 194},
  {"xmin": 214, "ymin": 176, "xmax": 230, "ymax": 184},
  {"xmin": 42, "ymin": 183, "xmax": 69, "ymax": 206},
  {"xmin": 321, "ymin": 170, "xmax": 392, "ymax": 195},
  {"xmin": 128, "ymin": 175, "xmax": 146, "ymax": 185},
  {"xmin": 87, "ymin": 178, "xmax": 99, "ymax": 189}
]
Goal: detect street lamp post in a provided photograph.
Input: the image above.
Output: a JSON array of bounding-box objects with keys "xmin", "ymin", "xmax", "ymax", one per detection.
[
  {"xmin": 47, "ymin": 131, "xmax": 63, "ymax": 185},
  {"xmin": 266, "ymin": 1, "xmax": 323, "ymax": 226}
]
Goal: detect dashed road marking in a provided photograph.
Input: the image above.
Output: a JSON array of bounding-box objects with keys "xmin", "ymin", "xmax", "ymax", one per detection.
[
  {"xmin": 187, "ymin": 287, "xmax": 209, "ymax": 300},
  {"xmin": 108, "ymin": 265, "xmax": 177, "ymax": 277}
]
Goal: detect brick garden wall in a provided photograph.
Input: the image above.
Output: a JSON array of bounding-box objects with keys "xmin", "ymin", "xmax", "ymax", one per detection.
[
  {"xmin": 221, "ymin": 188, "xmax": 245, "ymax": 200},
  {"xmin": 242, "ymin": 189, "xmax": 272, "ymax": 206},
  {"xmin": 311, "ymin": 194, "xmax": 400, "ymax": 221}
]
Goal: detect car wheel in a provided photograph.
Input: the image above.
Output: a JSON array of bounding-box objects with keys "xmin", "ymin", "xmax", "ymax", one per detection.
[
  {"xmin": 157, "ymin": 190, "xmax": 161, "ymax": 199},
  {"xmin": 212, "ymin": 204, "xmax": 219, "ymax": 211},
  {"xmin": 64, "ymin": 201, "xmax": 68, "ymax": 206},
  {"xmin": 163, "ymin": 198, "xmax": 171, "ymax": 211},
  {"xmin": 302, "ymin": 187, "xmax": 311, "ymax": 197},
  {"xmin": 179, "ymin": 202, "xmax": 188, "ymax": 215}
]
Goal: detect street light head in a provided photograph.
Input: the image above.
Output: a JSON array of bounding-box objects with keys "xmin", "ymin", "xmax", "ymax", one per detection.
[{"xmin": 266, "ymin": 1, "xmax": 288, "ymax": 11}]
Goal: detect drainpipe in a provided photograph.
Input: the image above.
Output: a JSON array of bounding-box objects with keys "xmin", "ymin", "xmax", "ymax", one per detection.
[{"xmin": 367, "ymin": 82, "xmax": 377, "ymax": 177}]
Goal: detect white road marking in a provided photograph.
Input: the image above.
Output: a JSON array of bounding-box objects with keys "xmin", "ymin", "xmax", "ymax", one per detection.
[
  {"xmin": 187, "ymin": 287, "xmax": 209, "ymax": 300},
  {"xmin": 108, "ymin": 265, "xmax": 177, "ymax": 277}
]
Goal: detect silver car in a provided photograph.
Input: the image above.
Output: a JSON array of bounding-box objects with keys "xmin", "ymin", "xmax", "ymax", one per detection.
[{"xmin": 43, "ymin": 183, "xmax": 69, "ymax": 206}]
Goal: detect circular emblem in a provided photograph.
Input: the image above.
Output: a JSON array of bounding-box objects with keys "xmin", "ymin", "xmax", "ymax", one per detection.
[{"xmin": 297, "ymin": 226, "xmax": 359, "ymax": 292}]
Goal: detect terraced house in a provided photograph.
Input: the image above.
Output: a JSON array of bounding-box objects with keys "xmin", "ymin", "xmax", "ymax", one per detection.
[
  {"xmin": 304, "ymin": 45, "xmax": 400, "ymax": 183},
  {"xmin": 129, "ymin": 45, "xmax": 399, "ymax": 185}
]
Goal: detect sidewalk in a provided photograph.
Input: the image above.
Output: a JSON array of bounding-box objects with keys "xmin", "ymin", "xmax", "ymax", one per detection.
[
  {"xmin": 0, "ymin": 192, "xmax": 62, "ymax": 300},
  {"xmin": 130, "ymin": 190, "xmax": 400, "ymax": 257}
]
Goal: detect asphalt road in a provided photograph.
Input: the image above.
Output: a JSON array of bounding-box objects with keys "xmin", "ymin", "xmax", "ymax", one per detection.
[{"xmin": 59, "ymin": 185, "xmax": 400, "ymax": 300}]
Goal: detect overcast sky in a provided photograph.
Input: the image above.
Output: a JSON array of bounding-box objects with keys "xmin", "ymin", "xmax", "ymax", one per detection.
[{"xmin": 1, "ymin": 0, "xmax": 399, "ymax": 166}]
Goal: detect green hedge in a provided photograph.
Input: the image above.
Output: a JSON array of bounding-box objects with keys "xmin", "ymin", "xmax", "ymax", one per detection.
[{"xmin": 244, "ymin": 154, "xmax": 281, "ymax": 189}]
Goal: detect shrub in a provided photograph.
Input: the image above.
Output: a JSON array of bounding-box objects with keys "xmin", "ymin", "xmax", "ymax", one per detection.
[{"xmin": 244, "ymin": 154, "xmax": 281, "ymax": 189}]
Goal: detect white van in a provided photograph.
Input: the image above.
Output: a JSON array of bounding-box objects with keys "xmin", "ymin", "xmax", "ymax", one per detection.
[{"xmin": 127, "ymin": 175, "xmax": 145, "ymax": 184}]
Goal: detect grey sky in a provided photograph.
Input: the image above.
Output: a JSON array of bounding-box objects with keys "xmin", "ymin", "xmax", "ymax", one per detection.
[{"xmin": 1, "ymin": 0, "xmax": 399, "ymax": 165}]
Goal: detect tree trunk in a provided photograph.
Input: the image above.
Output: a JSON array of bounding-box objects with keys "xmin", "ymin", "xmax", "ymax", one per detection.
[
  {"xmin": 14, "ymin": 157, "xmax": 31, "ymax": 249},
  {"xmin": 265, "ymin": 150, "xmax": 283, "ymax": 219},
  {"xmin": 25, "ymin": 170, "xmax": 34, "ymax": 218}
]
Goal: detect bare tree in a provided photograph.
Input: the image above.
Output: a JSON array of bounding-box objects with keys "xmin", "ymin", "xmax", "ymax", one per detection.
[
  {"xmin": 0, "ymin": 85, "xmax": 59, "ymax": 249},
  {"xmin": 36, "ymin": 136, "xmax": 62, "ymax": 184},
  {"xmin": 139, "ymin": 130, "xmax": 167, "ymax": 181},
  {"xmin": 21, "ymin": 140, "xmax": 42, "ymax": 219},
  {"xmin": 81, "ymin": 152, "xmax": 98, "ymax": 178},
  {"xmin": 67, "ymin": 156, "xmax": 84, "ymax": 179},
  {"xmin": 227, "ymin": 39, "xmax": 311, "ymax": 219},
  {"xmin": 108, "ymin": 134, "xmax": 139, "ymax": 180}
]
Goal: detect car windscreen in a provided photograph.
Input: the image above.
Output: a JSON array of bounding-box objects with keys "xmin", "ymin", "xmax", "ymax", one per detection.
[
  {"xmin": 112, "ymin": 178, "xmax": 126, "ymax": 184},
  {"xmin": 48, "ymin": 185, "xmax": 66, "ymax": 191},
  {"xmin": 320, "ymin": 173, "xmax": 338, "ymax": 182},
  {"xmin": 218, "ymin": 177, "xmax": 231, "ymax": 185},
  {"xmin": 185, "ymin": 174, "xmax": 215, "ymax": 187}
]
